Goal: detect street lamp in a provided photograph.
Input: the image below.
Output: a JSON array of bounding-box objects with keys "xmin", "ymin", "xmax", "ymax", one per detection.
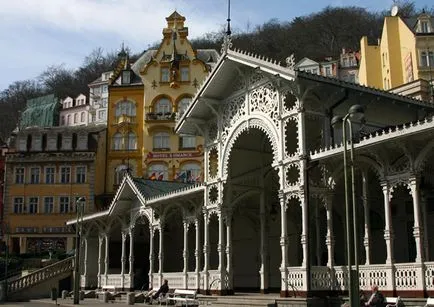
[
  {"xmin": 73, "ymin": 197, "xmax": 85, "ymax": 305},
  {"xmin": 331, "ymin": 104, "xmax": 364, "ymax": 307}
]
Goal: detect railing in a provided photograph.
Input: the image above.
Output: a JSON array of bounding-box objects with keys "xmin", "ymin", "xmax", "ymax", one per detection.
[
  {"xmin": 145, "ymin": 112, "xmax": 176, "ymax": 121},
  {"xmin": 7, "ymin": 257, "xmax": 74, "ymax": 293}
]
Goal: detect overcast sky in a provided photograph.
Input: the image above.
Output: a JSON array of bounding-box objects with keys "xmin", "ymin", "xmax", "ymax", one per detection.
[{"xmin": 0, "ymin": 0, "xmax": 432, "ymax": 91}]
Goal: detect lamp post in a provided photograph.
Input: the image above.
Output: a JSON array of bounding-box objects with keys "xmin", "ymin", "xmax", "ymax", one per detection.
[
  {"xmin": 331, "ymin": 104, "xmax": 364, "ymax": 307},
  {"xmin": 73, "ymin": 197, "xmax": 85, "ymax": 305}
]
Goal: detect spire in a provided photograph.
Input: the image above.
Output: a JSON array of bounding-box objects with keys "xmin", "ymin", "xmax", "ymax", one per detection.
[{"xmin": 221, "ymin": 0, "xmax": 233, "ymax": 55}]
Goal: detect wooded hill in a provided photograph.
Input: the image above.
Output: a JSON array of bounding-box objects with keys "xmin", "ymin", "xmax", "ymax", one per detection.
[{"xmin": 0, "ymin": 2, "xmax": 432, "ymax": 141}]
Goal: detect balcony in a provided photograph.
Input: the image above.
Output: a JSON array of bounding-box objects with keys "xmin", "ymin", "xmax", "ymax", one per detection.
[
  {"xmin": 145, "ymin": 112, "xmax": 176, "ymax": 121},
  {"xmin": 115, "ymin": 115, "xmax": 136, "ymax": 125}
]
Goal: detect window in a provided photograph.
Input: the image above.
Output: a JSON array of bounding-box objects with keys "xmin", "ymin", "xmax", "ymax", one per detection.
[
  {"xmin": 113, "ymin": 133, "xmax": 123, "ymax": 150},
  {"xmin": 60, "ymin": 166, "xmax": 71, "ymax": 183},
  {"xmin": 74, "ymin": 113, "xmax": 78, "ymax": 124},
  {"xmin": 177, "ymin": 162, "xmax": 201, "ymax": 183},
  {"xmin": 61, "ymin": 116, "xmax": 65, "ymax": 126},
  {"xmin": 76, "ymin": 166, "xmax": 86, "ymax": 183},
  {"xmin": 115, "ymin": 100, "xmax": 136, "ymax": 117},
  {"xmin": 153, "ymin": 132, "xmax": 170, "ymax": 150},
  {"xmin": 420, "ymin": 51, "xmax": 434, "ymax": 67},
  {"xmin": 178, "ymin": 97, "xmax": 192, "ymax": 117},
  {"xmin": 98, "ymin": 110, "xmax": 106, "ymax": 120},
  {"xmin": 421, "ymin": 21, "xmax": 429, "ymax": 33},
  {"xmin": 126, "ymin": 132, "xmax": 137, "ymax": 150},
  {"xmin": 44, "ymin": 197, "xmax": 54, "ymax": 214},
  {"xmin": 30, "ymin": 167, "xmax": 40, "ymax": 184},
  {"xmin": 155, "ymin": 98, "xmax": 172, "ymax": 114},
  {"xmin": 13, "ymin": 197, "xmax": 24, "ymax": 214},
  {"xmin": 180, "ymin": 134, "xmax": 196, "ymax": 149},
  {"xmin": 81, "ymin": 112, "xmax": 85, "ymax": 122},
  {"xmin": 15, "ymin": 167, "xmax": 25, "ymax": 184},
  {"xmin": 102, "ymin": 85, "xmax": 108, "ymax": 93},
  {"xmin": 101, "ymin": 98, "xmax": 108, "ymax": 107},
  {"xmin": 148, "ymin": 163, "xmax": 168, "ymax": 181},
  {"xmin": 312, "ymin": 68, "xmax": 318, "ymax": 75},
  {"xmin": 60, "ymin": 197, "xmax": 70, "ymax": 213},
  {"xmin": 180, "ymin": 67, "xmax": 189, "ymax": 81},
  {"xmin": 122, "ymin": 70, "xmax": 131, "ymax": 84},
  {"xmin": 28, "ymin": 197, "xmax": 38, "ymax": 214},
  {"xmin": 161, "ymin": 67, "xmax": 170, "ymax": 82},
  {"xmin": 45, "ymin": 167, "xmax": 55, "ymax": 183},
  {"xmin": 67, "ymin": 115, "xmax": 71, "ymax": 125},
  {"xmin": 114, "ymin": 164, "xmax": 131, "ymax": 185},
  {"xmin": 325, "ymin": 66, "xmax": 332, "ymax": 76}
]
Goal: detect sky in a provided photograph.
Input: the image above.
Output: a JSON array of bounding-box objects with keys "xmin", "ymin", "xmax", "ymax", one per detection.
[{"xmin": 0, "ymin": 0, "xmax": 432, "ymax": 91}]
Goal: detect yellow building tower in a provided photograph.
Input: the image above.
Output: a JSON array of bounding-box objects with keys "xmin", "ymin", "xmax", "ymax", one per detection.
[
  {"xmin": 106, "ymin": 48, "xmax": 144, "ymax": 193},
  {"xmin": 359, "ymin": 9, "xmax": 434, "ymax": 100},
  {"xmin": 132, "ymin": 11, "xmax": 218, "ymax": 183}
]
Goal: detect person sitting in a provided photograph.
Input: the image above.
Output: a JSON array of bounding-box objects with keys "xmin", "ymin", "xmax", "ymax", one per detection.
[
  {"xmin": 144, "ymin": 279, "xmax": 169, "ymax": 304},
  {"xmin": 365, "ymin": 285, "xmax": 384, "ymax": 307}
]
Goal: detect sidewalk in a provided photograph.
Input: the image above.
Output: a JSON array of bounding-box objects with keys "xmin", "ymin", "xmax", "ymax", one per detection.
[{"xmin": 31, "ymin": 298, "xmax": 150, "ymax": 307}]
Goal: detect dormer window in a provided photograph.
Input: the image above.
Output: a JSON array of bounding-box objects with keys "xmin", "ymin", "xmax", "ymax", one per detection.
[{"xmin": 122, "ymin": 70, "xmax": 131, "ymax": 84}]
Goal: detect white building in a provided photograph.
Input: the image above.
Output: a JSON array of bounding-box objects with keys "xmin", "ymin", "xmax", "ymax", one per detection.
[
  {"xmin": 60, "ymin": 94, "xmax": 91, "ymax": 127},
  {"xmin": 88, "ymin": 71, "xmax": 112, "ymax": 125},
  {"xmin": 56, "ymin": 46, "xmax": 434, "ymax": 303}
]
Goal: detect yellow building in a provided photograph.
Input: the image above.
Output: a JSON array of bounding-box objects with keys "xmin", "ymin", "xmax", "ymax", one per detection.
[
  {"xmin": 106, "ymin": 11, "xmax": 218, "ymax": 194},
  {"xmin": 106, "ymin": 49, "xmax": 144, "ymax": 193},
  {"xmin": 3, "ymin": 125, "xmax": 107, "ymax": 254},
  {"xmin": 359, "ymin": 10, "xmax": 434, "ymax": 100}
]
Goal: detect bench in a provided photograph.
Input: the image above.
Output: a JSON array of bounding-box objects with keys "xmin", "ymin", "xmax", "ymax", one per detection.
[
  {"xmin": 384, "ymin": 296, "xmax": 400, "ymax": 307},
  {"xmin": 167, "ymin": 289, "xmax": 198, "ymax": 306},
  {"xmin": 425, "ymin": 297, "xmax": 434, "ymax": 307}
]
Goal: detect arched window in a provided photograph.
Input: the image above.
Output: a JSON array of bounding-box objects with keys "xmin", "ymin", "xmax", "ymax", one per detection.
[
  {"xmin": 115, "ymin": 100, "xmax": 136, "ymax": 117},
  {"xmin": 126, "ymin": 132, "xmax": 137, "ymax": 150},
  {"xmin": 154, "ymin": 98, "xmax": 172, "ymax": 114},
  {"xmin": 74, "ymin": 113, "xmax": 78, "ymax": 123},
  {"xmin": 67, "ymin": 115, "xmax": 71, "ymax": 125},
  {"xmin": 80, "ymin": 112, "xmax": 85, "ymax": 122},
  {"xmin": 153, "ymin": 132, "xmax": 170, "ymax": 150},
  {"xmin": 177, "ymin": 162, "xmax": 201, "ymax": 183},
  {"xmin": 177, "ymin": 97, "xmax": 192, "ymax": 117},
  {"xmin": 113, "ymin": 133, "xmax": 123, "ymax": 150},
  {"xmin": 147, "ymin": 163, "xmax": 168, "ymax": 181}
]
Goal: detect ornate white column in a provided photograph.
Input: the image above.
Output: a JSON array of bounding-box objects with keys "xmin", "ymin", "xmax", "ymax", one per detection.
[
  {"xmin": 120, "ymin": 231, "xmax": 127, "ymax": 279},
  {"xmin": 195, "ymin": 218, "xmax": 201, "ymax": 290},
  {"xmin": 104, "ymin": 233, "xmax": 109, "ymax": 284},
  {"xmin": 279, "ymin": 192, "xmax": 288, "ymax": 294},
  {"xmin": 203, "ymin": 210, "xmax": 210, "ymax": 292},
  {"xmin": 225, "ymin": 211, "xmax": 233, "ymax": 292},
  {"xmin": 300, "ymin": 195, "xmax": 309, "ymax": 268},
  {"xmin": 381, "ymin": 182, "xmax": 394, "ymax": 264},
  {"xmin": 408, "ymin": 177, "xmax": 425, "ymax": 291},
  {"xmin": 218, "ymin": 209, "xmax": 226, "ymax": 293},
  {"xmin": 362, "ymin": 171, "xmax": 371, "ymax": 265},
  {"xmin": 325, "ymin": 195, "xmax": 334, "ymax": 268},
  {"xmin": 149, "ymin": 225, "xmax": 154, "ymax": 290},
  {"xmin": 82, "ymin": 236, "xmax": 88, "ymax": 279},
  {"xmin": 158, "ymin": 224, "xmax": 164, "ymax": 286},
  {"xmin": 421, "ymin": 193, "xmax": 429, "ymax": 260},
  {"xmin": 259, "ymin": 191, "xmax": 269, "ymax": 292},
  {"xmin": 97, "ymin": 234, "xmax": 103, "ymax": 287},
  {"xmin": 409, "ymin": 177, "xmax": 424, "ymax": 262},
  {"xmin": 129, "ymin": 228, "xmax": 135, "ymax": 289},
  {"xmin": 183, "ymin": 220, "xmax": 189, "ymax": 289}
]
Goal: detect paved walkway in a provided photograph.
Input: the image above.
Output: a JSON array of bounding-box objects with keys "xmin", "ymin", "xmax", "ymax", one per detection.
[{"xmin": 29, "ymin": 298, "xmax": 151, "ymax": 306}]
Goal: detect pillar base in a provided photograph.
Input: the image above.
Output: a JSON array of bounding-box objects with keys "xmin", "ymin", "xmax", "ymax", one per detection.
[{"xmin": 260, "ymin": 289, "xmax": 269, "ymax": 294}]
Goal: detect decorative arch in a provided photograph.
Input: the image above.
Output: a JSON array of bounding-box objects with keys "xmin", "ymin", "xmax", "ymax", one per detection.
[
  {"xmin": 221, "ymin": 115, "xmax": 280, "ymax": 180},
  {"xmin": 130, "ymin": 210, "xmax": 152, "ymax": 228},
  {"xmin": 162, "ymin": 203, "xmax": 186, "ymax": 221},
  {"xmin": 175, "ymin": 94, "xmax": 193, "ymax": 110},
  {"xmin": 414, "ymin": 138, "xmax": 434, "ymax": 171}
]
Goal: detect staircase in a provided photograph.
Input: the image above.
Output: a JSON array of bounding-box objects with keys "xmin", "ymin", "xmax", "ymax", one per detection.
[{"xmin": 3, "ymin": 257, "xmax": 74, "ymax": 301}]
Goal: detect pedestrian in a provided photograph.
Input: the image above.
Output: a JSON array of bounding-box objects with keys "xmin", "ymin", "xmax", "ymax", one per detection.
[{"xmin": 364, "ymin": 285, "xmax": 384, "ymax": 307}]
